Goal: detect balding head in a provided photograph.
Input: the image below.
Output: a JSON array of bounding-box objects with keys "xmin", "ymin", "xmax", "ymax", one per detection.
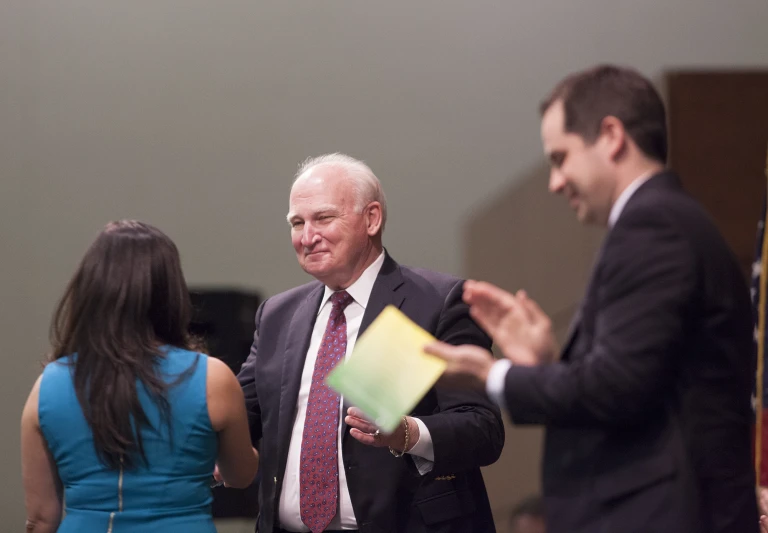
[
  {"xmin": 287, "ymin": 153, "xmax": 385, "ymax": 290},
  {"xmin": 293, "ymin": 153, "xmax": 387, "ymax": 232}
]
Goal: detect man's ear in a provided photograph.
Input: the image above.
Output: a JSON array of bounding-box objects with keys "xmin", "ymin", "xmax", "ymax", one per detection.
[
  {"xmin": 365, "ymin": 202, "xmax": 383, "ymax": 236},
  {"xmin": 599, "ymin": 115, "xmax": 628, "ymax": 162}
]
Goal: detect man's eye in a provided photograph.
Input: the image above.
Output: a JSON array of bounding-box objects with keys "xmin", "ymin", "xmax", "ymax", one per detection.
[{"xmin": 549, "ymin": 152, "xmax": 565, "ymax": 168}]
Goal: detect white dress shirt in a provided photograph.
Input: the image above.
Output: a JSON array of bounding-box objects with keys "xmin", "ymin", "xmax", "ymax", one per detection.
[
  {"xmin": 485, "ymin": 172, "xmax": 655, "ymax": 407},
  {"xmin": 607, "ymin": 171, "xmax": 653, "ymax": 228},
  {"xmin": 279, "ymin": 251, "xmax": 435, "ymax": 532}
]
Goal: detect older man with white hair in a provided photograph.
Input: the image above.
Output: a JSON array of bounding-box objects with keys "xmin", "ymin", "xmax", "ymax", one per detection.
[{"xmin": 234, "ymin": 153, "xmax": 504, "ymax": 533}]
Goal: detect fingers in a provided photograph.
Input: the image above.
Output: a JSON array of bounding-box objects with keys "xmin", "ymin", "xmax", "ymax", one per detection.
[
  {"xmin": 424, "ymin": 340, "xmax": 462, "ymax": 362},
  {"xmin": 349, "ymin": 428, "xmax": 378, "ymax": 446},
  {"xmin": 465, "ymin": 282, "xmax": 527, "ymax": 334},
  {"xmin": 427, "ymin": 342, "xmax": 495, "ymax": 374},
  {"xmin": 515, "ymin": 290, "xmax": 536, "ymax": 322},
  {"xmin": 425, "ymin": 341, "xmax": 494, "ymax": 362},
  {"xmin": 465, "ymin": 281, "xmax": 537, "ymax": 318},
  {"xmin": 466, "ymin": 282, "xmax": 547, "ymax": 334},
  {"xmin": 212, "ymin": 464, "xmax": 229, "ymax": 487},
  {"xmin": 467, "ymin": 306, "xmax": 497, "ymax": 338},
  {"xmin": 346, "ymin": 407, "xmax": 387, "ymax": 448},
  {"xmin": 464, "ymin": 280, "xmax": 516, "ymax": 309},
  {"xmin": 428, "ymin": 342, "xmax": 496, "ymax": 390},
  {"xmin": 517, "ymin": 290, "xmax": 548, "ymax": 322},
  {"xmin": 469, "ymin": 299, "xmax": 514, "ymax": 339},
  {"xmin": 345, "ymin": 413, "xmax": 378, "ymax": 435},
  {"xmin": 347, "ymin": 406, "xmax": 371, "ymax": 421}
]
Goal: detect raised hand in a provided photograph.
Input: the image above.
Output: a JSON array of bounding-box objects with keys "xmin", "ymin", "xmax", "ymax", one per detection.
[
  {"xmin": 424, "ymin": 342, "xmax": 496, "ymax": 391},
  {"xmin": 463, "ymin": 280, "xmax": 558, "ymax": 366}
]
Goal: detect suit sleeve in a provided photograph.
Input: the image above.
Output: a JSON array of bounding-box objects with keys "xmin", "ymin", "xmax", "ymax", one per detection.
[
  {"xmin": 504, "ymin": 208, "xmax": 697, "ymax": 427},
  {"xmin": 237, "ymin": 300, "xmax": 266, "ymax": 444},
  {"xmin": 417, "ymin": 280, "xmax": 505, "ymax": 475}
]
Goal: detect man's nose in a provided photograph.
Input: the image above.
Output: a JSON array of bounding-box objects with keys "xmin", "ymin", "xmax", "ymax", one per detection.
[
  {"xmin": 301, "ymin": 223, "xmax": 320, "ymax": 247},
  {"xmin": 549, "ymin": 168, "xmax": 566, "ymax": 194}
]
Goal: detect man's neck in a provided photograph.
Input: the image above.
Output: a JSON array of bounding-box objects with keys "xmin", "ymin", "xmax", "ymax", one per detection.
[
  {"xmin": 612, "ymin": 161, "xmax": 665, "ymax": 206},
  {"xmin": 327, "ymin": 243, "xmax": 384, "ymax": 290}
]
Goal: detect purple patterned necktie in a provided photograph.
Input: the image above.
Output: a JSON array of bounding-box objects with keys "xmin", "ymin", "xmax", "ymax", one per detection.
[{"xmin": 300, "ymin": 290, "xmax": 354, "ymax": 533}]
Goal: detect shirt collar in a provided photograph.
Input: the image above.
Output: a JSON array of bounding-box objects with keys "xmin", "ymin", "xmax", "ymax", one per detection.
[
  {"xmin": 608, "ymin": 171, "xmax": 654, "ymax": 227},
  {"xmin": 317, "ymin": 251, "xmax": 386, "ymax": 314}
]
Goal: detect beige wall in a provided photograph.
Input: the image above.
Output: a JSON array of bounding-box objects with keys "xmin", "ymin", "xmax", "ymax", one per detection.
[{"xmin": 2, "ymin": 0, "xmax": 767, "ymax": 528}]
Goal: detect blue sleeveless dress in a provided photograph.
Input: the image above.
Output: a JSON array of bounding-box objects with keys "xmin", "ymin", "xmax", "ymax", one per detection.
[{"xmin": 39, "ymin": 347, "xmax": 218, "ymax": 532}]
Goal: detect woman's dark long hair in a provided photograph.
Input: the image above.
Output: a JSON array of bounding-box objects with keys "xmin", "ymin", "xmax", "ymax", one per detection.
[{"xmin": 49, "ymin": 220, "xmax": 202, "ymax": 470}]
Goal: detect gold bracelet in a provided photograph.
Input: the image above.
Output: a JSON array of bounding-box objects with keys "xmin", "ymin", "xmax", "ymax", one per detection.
[{"xmin": 389, "ymin": 416, "xmax": 409, "ymax": 458}]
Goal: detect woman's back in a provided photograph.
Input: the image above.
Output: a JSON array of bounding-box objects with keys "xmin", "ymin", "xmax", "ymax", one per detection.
[{"xmin": 39, "ymin": 347, "xmax": 217, "ymax": 533}]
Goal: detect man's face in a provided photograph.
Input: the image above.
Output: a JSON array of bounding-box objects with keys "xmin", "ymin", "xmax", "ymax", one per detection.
[
  {"xmin": 540, "ymin": 100, "xmax": 616, "ymax": 226},
  {"xmin": 287, "ymin": 165, "xmax": 373, "ymax": 288}
]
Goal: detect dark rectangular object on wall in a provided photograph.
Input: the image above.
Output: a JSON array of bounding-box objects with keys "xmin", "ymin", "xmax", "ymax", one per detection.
[
  {"xmin": 189, "ymin": 288, "xmax": 262, "ymax": 519},
  {"xmin": 189, "ymin": 288, "xmax": 261, "ymax": 374}
]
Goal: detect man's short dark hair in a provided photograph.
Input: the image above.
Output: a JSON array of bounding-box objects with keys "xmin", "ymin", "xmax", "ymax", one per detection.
[{"xmin": 540, "ymin": 64, "xmax": 668, "ymax": 164}]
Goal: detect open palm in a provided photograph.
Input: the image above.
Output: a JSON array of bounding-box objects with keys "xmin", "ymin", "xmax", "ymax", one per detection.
[{"xmin": 463, "ymin": 280, "xmax": 557, "ymax": 366}]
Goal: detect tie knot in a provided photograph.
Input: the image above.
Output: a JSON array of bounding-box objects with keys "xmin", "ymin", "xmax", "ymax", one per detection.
[{"xmin": 330, "ymin": 290, "xmax": 354, "ymax": 311}]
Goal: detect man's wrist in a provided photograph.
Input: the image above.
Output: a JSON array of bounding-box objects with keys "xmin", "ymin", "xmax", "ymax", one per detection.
[
  {"xmin": 485, "ymin": 359, "xmax": 512, "ymax": 409},
  {"xmin": 389, "ymin": 416, "xmax": 413, "ymax": 457},
  {"xmin": 404, "ymin": 417, "xmax": 419, "ymax": 451},
  {"xmin": 479, "ymin": 357, "xmax": 496, "ymax": 384}
]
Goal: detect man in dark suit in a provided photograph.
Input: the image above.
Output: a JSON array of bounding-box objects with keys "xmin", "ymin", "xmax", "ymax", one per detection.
[
  {"xmin": 233, "ymin": 153, "xmax": 504, "ymax": 533},
  {"xmin": 426, "ymin": 65, "xmax": 758, "ymax": 533}
]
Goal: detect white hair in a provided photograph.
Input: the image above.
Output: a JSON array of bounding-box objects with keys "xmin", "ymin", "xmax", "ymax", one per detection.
[{"xmin": 293, "ymin": 152, "xmax": 387, "ymax": 231}]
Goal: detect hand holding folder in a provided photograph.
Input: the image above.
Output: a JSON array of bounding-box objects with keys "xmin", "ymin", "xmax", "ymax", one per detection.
[{"xmin": 326, "ymin": 305, "xmax": 447, "ymax": 432}]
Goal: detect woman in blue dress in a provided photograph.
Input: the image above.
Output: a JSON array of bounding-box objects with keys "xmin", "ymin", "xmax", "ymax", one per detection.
[{"xmin": 21, "ymin": 220, "xmax": 258, "ymax": 532}]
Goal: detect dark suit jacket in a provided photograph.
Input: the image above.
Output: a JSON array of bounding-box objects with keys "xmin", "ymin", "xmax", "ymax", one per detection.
[
  {"xmin": 503, "ymin": 172, "xmax": 758, "ymax": 533},
  {"xmin": 238, "ymin": 254, "xmax": 504, "ymax": 533}
]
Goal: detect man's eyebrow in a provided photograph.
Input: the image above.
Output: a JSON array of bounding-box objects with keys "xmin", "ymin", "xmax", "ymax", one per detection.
[
  {"xmin": 548, "ymin": 151, "xmax": 565, "ymax": 166},
  {"xmin": 286, "ymin": 205, "xmax": 339, "ymax": 223}
]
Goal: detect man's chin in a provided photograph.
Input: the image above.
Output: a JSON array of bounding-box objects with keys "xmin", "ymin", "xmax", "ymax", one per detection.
[
  {"xmin": 574, "ymin": 205, "xmax": 595, "ymax": 225},
  {"xmin": 301, "ymin": 258, "xmax": 332, "ymax": 278}
]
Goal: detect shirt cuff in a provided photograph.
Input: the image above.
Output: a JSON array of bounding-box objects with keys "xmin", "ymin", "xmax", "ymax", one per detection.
[
  {"xmin": 486, "ymin": 359, "xmax": 512, "ymax": 410},
  {"xmin": 407, "ymin": 417, "xmax": 434, "ymax": 475}
]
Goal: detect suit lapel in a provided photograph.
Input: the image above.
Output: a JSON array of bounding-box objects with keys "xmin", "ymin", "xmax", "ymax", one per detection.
[
  {"xmin": 561, "ymin": 171, "xmax": 679, "ymax": 361},
  {"xmin": 341, "ymin": 253, "xmax": 405, "ymax": 434},
  {"xmin": 560, "ymin": 307, "xmax": 582, "ymax": 359},
  {"xmin": 276, "ymin": 284, "xmax": 324, "ymax": 474},
  {"xmin": 359, "ymin": 254, "xmax": 405, "ymax": 334},
  {"xmin": 561, "ymin": 235, "xmax": 608, "ymax": 360}
]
